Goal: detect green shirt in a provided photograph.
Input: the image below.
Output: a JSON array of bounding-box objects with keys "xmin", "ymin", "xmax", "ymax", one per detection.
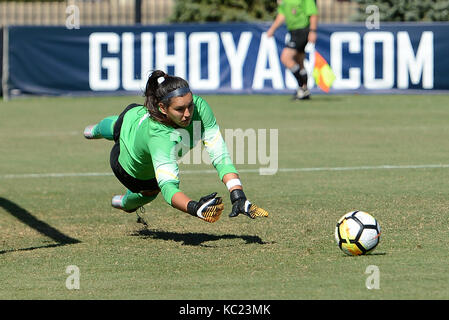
[
  {"xmin": 278, "ymin": 0, "xmax": 318, "ymax": 30},
  {"xmin": 118, "ymin": 95, "xmax": 237, "ymax": 205}
]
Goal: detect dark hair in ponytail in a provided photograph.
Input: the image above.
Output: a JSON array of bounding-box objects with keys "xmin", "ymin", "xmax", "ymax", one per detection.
[{"xmin": 144, "ymin": 70, "xmax": 190, "ymax": 125}]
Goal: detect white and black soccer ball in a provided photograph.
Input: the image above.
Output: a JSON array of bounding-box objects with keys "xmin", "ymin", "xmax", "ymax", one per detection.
[{"xmin": 335, "ymin": 211, "xmax": 381, "ymax": 256}]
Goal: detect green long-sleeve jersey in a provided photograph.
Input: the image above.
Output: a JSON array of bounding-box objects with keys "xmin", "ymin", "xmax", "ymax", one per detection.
[
  {"xmin": 118, "ymin": 95, "xmax": 237, "ymax": 205},
  {"xmin": 278, "ymin": 0, "xmax": 318, "ymax": 30}
]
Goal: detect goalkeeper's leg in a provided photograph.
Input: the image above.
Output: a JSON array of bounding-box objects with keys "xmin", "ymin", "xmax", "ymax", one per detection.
[
  {"xmin": 84, "ymin": 116, "xmax": 118, "ymax": 140},
  {"xmin": 112, "ymin": 189, "xmax": 159, "ymax": 213}
]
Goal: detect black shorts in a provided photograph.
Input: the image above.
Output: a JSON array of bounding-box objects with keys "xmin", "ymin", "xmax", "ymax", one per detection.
[
  {"xmin": 109, "ymin": 103, "xmax": 160, "ymax": 194},
  {"xmin": 285, "ymin": 27, "xmax": 309, "ymax": 53}
]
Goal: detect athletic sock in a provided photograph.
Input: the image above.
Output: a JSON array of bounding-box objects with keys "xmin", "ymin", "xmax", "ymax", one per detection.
[
  {"xmin": 299, "ymin": 68, "xmax": 308, "ymax": 89},
  {"xmin": 289, "ymin": 64, "xmax": 303, "ymax": 87},
  {"xmin": 122, "ymin": 189, "xmax": 157, "ymax": 211},
  {"xmin": 94, "ymin": 116, "xmax": 119, "ymax": 140}
]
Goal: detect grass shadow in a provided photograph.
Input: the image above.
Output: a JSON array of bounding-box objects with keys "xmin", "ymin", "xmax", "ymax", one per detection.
[
  {"xmin": 341, "ymin": 252, "xmax": 387, "ymax": 257},
  {"xmin": 0, "ymin": 197, "xmax": 81, "ymax": 255},
  {"xmin": 367, "ymin": 252, "xmax": 387, "ymax": 256},
  {"xmin": 288, "ymin": 95, "xmax": 346, "ymax": 103},
  {"xmin": 132, "ymin": 228, "xmax": 273, "ymax": 247},
  {"xmin": 0, "ymin": 243, "xmax": 67, "ymax": 255}
]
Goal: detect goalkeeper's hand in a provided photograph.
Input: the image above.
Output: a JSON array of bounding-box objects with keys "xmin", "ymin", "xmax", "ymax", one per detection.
[
  {"xmin": 187, "ymin": 192, "xmax": 224, "ymax": 223},
  {"xmin": 228, "ymin": 189, "xmax": 269, "ymax": 219}
]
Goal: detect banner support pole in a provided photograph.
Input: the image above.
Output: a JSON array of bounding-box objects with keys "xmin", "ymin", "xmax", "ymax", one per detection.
[{"xmin": 2, "ymin": 26, "xmax": 9, "ymax": 102}]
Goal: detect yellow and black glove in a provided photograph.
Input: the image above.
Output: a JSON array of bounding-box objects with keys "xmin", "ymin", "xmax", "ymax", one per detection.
[
  {"xmin": 228, "ymin": 189, "xmax": 269, "ymax": 219},
  {"xmin": 187, "ymin": 192, "xmax": 224, "ymax": 223}
]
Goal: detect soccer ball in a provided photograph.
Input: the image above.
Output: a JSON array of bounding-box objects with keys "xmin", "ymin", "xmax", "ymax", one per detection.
[{"xmin": 335, "ymin": 211, "xmax": 381, "ymax": 256}]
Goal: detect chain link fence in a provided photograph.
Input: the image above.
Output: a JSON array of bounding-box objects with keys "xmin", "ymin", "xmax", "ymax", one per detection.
[
  {"xmin": 318, "ymin": 0, "xmax": 359, "ymax": 23},
  {"xmin": 0, "ymin": 0, "xmax": 357, "ymax": 26},
  {"xmin": 0, "ymin": 0, "xmax": 174, "ymax": 26}
]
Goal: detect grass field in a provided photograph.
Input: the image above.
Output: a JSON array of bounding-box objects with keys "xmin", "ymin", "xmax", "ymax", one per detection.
[{"xmin": 1, "ymin": 93, "xmax": 449, "ymax": 300}]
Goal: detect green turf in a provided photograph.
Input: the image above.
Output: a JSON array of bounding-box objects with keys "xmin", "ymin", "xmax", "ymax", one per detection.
[{"xmin": 1, "ymin": 94, "xmax": 449, "ymax": 299}]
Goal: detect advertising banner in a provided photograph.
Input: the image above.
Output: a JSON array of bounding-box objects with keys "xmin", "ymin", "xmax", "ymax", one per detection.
[{"xmin": 5, "ymin": 22, "xmax": 449, "ymax": 96}]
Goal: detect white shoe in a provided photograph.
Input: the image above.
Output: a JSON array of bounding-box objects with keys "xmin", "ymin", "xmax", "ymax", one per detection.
[
  {"xmin": 111, "ymin": 195, "xmax": 135, "ymax": 213},
  {"xmin": 112, "ymin": 195, "xmax": 147, "ymax": 225},
  {"xmin": 295, "ymin": 88, "xmax": 311, "ymax": 100},
  {"xmin": 83, "ymin": 124, "xmax": 101, "ymax": 139}
]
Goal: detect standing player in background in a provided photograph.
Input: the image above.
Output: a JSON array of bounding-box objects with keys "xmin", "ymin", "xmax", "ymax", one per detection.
[
  {"xmin": 267, "ymin": 0, "xmax": 318, "ymax": 100},
  {"xmin": 83, "ymin": 70, "xmax": 268, "ymax": 224}
]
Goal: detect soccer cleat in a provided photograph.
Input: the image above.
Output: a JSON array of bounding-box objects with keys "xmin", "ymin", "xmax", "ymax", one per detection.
[
  {"xmin": 111, "ymin": 195, "xmax": 138, "ymax": 213},
  {"xmin": 83, "ymin": 124, "xmax": 101, "ymax": 139},
  {"xmin": 295, "ymin": 88, "xmax": 311, "ymax": 100},
  {"xmin": 112, "ymin": 195, "xmax": 149, "ymax": 225}
]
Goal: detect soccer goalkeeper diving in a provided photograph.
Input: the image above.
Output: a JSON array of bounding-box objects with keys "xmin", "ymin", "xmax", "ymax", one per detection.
[{"xmin": 83, "ymin": 70, "xmax": 269, "ymax": 223}]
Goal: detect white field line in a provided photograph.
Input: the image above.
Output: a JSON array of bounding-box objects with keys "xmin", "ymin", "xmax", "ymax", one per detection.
[
  {"xmin": 0, "ymin": 131, "xmax": 80, "ymax": 137},
  {"xmin": 1, "ymin": 164, "xmax": 449, "ymax": 179}
]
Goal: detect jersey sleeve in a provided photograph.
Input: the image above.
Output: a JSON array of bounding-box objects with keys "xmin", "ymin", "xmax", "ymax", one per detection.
[
  {"xmin": 277, "ymin": 1, "xmax": 285, "ymax": 15},
  {"xmin": 148, "ymin": 132, "xmax": 181, "ymax": 205},
  {"xmin": 195, "ymin": 96, "xmax": 238, "ymax": 180},
  {"xmin": 305, "ymin": 0, "xmax": 318, "ymax": 16}
]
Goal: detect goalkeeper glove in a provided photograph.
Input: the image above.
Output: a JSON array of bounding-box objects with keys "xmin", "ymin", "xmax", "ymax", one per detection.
[
  {"xmin": 187, "ymin": 192, "xmax": 224, "ymax": 223},
  {"xmin": 229, "ymin": 189, "xmax": 269, "ymax": 219}
]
